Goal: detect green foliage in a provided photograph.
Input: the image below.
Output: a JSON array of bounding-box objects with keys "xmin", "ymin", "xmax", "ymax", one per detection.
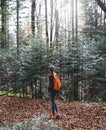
[
  {"xmin": 0, "ymin": 120, "xmax": 31, "ymax": 130},
  {"xmin": 0, "ymin": 31, "xmax": 106, "ymax": 101},
  {"xmin": 14, "ymin": 122, "xmax": 31, "ymax": 130}
]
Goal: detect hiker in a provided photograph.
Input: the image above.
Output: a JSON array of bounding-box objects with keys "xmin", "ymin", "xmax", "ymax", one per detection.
[{"xmin": 48, "ymin": 65, "xmax": 61, "ymax": 118}]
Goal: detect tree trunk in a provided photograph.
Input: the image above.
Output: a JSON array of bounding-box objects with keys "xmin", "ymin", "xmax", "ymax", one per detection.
[
  {"xmin": 30, "ymin": 81, "xmax": 34, "ymax": 98},
  {"xmin": 94, "ymin": 0, "xmax": 98, "ymax": 28},
  {"xmin": 39, "ymin": 80, "xmax": 42, "ymax": 98},
  {"xmin": 36, "ymin": 3, "xmax": 41, "ymax": 34},
  {"xmin": 103, "ymin": 0, "xmax": 106, "ymax": 25},
  {"xmin": 45, "ymin": 0, "xmax": 49, "ymax": 44},
  {"xmin": 50, "ymin": 0, "xmax": 53, "ymax": 47},
  {"xmin": 75, "ymin": 0, "xmax": 78, "ymax": 42},
  {"xmin": 16, "ymin": 0, "xmax": 19, "ymax": 54},
  {"xmin": 1, "ymin": 0, "xmax": 7, "ymax": 48},
  {"xmin": 72, "ymin": 0, "xmax": 74, "ymax": 42},
  {"xmin": 55, "ymin": 9, "xmax": 59, "ymax": 43},
  {"xmin": 31, "ymin": 0, "xmax": 36, "ymax": 35}
]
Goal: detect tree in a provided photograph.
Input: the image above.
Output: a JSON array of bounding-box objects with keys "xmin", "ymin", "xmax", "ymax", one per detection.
[
  {"xmin": 50, "ymin": 0, "xmax": 54, "ymax": 47},
  {"xmin": 45, "ymin": 0, "xmax": 49, "ymax": 44},
  {"xmin": 72, "ymin": 0, "xmax": 74, "ymax": 42},
  {"xmin": 31, "ymin": 0, "xmax": 36, "ymax": 35},
  {"xmin": 80, "ymin": 0, "xmax": 105, "ymax": 37},
  {"xmin": 16, "ymin": 0, "xmax": 19, "ymax": 54},
  {"xmin": 96, "ymin": 0, "xmax": 106, "ymax": 13},
  {"xmin": 55, "ymin": 9, "xmax": 59, "ymax": 43},
  {"xmin": 0, "ymin": 0, "xmax": 8, "ymax": 48},
  {"xmin": 75, "ymin": 0, "xmax": 78, "ymax": 42}
]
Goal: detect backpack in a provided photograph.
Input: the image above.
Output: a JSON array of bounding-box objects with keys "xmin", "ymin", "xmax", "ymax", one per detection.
[{"xmin": 53, "ymin": 73, "xmax": 61, "ymax": 91}]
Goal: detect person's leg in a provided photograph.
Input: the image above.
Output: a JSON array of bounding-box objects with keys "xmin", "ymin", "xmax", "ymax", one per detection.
[
  {"xmin": 53, "ymin": 92, "xmax": 58, "ymax": 113},
  {"xmin": 50, "ymin": 91, "xmax": 58, "ymax": 115},
  {"xmin": 50, "ymin": 91, "xmax": 62, "ymax": 119},
  {"xmin": 54, "ymin": 91, "xmax": 62, "ymax": 118}
]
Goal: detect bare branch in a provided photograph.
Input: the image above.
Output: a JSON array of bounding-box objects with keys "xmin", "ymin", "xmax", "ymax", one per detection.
[{"xmin": 96, "ymin": 0, "xmax": 106, "ymax": 13}]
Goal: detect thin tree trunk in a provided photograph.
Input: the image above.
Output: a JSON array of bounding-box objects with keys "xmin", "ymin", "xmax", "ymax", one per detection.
[
  {"xmin": 45, "ymin": 0, "xmax": 49, "ymax": 44},
  {"xmin": 50, "ymin": 0, "xmax": 53, "ymax": 47},
  {"xmin": 75, "ymin": 0, "xmax": 78, "ymax": 42},
  {"xmin": 30, "ymin": 81, "xmax": 34, "ymax": 99},
  {"xmin": 72, "ymin": 0, "xmax": 74, "ymax": 42},
  {"xmin": 34, "ymin": 79, "xmax": 37, "ymax": 98},
  {"xmin": 7, "ymin": 1, "xmax": 9, "ymax": 48},
  {"xmin": 65, "ymin": 0, "xmax": 68, "ymax": 49},
  {"xmin": 1, "ymin": 0, "xmax": 7, "ymax": 48},
  {"xmin": 31, "ymin": 0, "xmax": 36, "ymax": 35},
  {"xmin": 95, "ymin": 0, "xmax": 98, "ymax": 29},
  {"xmin": 39, "ymin": 80, "xmax": 42, "ymax": 98},
  {"xmin": 16, "ymin": 0, "xmax": 19, "ymax": 54},
  {"xmin": 55, "ymin": 9, "xmax": 59, "ymax": 43},
  {"xmin": 100, "ymin": 5, "xmax": 103, "ymax": 25},
  {"xmin": 103, "ymin": 0, "xmax": 106, "ymax": 25},
  {"xmin": 37, "ymin": 3, "xmax": 41, "ymax": 34}
]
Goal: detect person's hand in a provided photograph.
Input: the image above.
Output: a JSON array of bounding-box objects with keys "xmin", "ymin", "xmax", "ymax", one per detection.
[{"xmin": 48, "ymin": 86, "xmax": 50, "ymax": 90}]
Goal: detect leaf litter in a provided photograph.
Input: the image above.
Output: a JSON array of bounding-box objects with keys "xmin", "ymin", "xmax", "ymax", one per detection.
[{"xmin": 0, "ymin": 96, "xmax": 106, "ymax": 130}]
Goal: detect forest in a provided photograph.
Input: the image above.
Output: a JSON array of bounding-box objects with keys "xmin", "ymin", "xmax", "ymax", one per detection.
[{"xmin": 0, "ymin": 0, "xmax": 106, "ymax": 129}]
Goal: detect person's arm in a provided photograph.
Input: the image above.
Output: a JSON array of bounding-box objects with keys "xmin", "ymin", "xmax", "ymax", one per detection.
[{"xmin": 49, "ymin": 75, "xmax": 54, "ymax": 89}]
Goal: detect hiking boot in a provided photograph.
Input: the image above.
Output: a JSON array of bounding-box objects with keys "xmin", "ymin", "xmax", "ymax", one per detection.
[{"xmin": 56, "ymin": 114, "xmax": 62, "ymax": 119}]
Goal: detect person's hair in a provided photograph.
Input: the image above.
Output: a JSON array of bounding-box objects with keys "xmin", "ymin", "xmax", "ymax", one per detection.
[
  {"xmin": 49, "ymin": 67, "xmax": 54, "ymax": 72},
  {"xmin": 49, "ymin": 66, "xmax": 55, "ymax": 77}
]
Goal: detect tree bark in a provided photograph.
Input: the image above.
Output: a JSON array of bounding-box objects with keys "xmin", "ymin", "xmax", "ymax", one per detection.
[
  {"xmin": 50, "ymin": 0, "xmax": 53, "ymax": 47},
  {"xmin": 36, "ymin": 3, "xmax": 41, "ymax": 34},
  {"xmin": 16, "ymin": 0, "xmax": 19, "ymax": 54},
  {"xmin": 1, "ymin": 0, "xmax": 7, "ymax": 48},
  {"xmin": 45, "ymin": 0, "xmax": 49, "ymax": 44},
  {"xmin": 31, "ymin": 0, "xmax": 36, "ymax": 35},
  {"xmin": 72, "ymin": 0, "xmax": 74, "ymax": 42},
  {"xmin": 75, "ymin": 0, "xmax": 78, "ymax": 42},
  {"xmin": 55, "ymin": 9, "xmax": 59, "ymax": 43}
]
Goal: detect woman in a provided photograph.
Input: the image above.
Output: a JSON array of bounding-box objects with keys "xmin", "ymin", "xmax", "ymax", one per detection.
[{"xmin": 48, "ymin": 66, "xmax": 61, "ymax": 118}]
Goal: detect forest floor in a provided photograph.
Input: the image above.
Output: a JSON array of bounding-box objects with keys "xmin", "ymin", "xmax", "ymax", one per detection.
[{"xmin": 0, "ymin": 96, "xmax": 106, "ymax": 130}]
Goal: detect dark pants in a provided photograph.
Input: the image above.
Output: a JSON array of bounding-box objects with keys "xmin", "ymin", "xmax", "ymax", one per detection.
[{"xmin": 50, "ymin": 90, "xmax": 58, "ymax": 115}]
